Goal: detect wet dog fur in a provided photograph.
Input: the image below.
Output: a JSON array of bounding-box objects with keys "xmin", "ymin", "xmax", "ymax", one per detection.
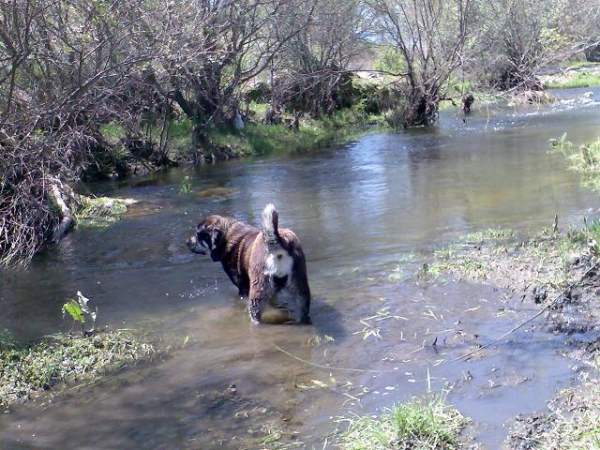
[{"xmin": 186, "ymin": 204, "xmax": 311, "ymax": 324}]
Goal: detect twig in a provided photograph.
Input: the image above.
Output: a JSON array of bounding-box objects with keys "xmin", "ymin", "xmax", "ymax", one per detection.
[
  {"xmin": 273, "ymin": 344, "xmax": 395, "ymax": 374},
  {"xmin": 447, "ymin": 259, "xmax": 600, "ymax": 364}
]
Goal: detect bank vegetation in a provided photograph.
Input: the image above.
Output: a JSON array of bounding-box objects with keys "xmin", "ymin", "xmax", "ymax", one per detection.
[{"xmin": 1, "ymin": 0, "xmax": 600, "ymax": 267}]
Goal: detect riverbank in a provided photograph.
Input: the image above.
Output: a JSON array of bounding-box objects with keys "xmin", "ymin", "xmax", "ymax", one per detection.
[
  {"xmin": 96, "ymin": 104, "xmax": 386, "ymax": 177},
  {"xmin": 539, "ymin": 62, "xmax": 600, "ymax": 89},
  {"xmin": 421, "ymin": 218, "xmax": 600, "ymax": 447},
  {"xmin": 0, "ymin": 328, "xmax": 158, "ymax": 412}
]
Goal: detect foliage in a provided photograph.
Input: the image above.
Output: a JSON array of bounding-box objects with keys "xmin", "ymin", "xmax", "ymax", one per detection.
[
  {"xmin": 204, "ymin": 105, "xmax": 379, "ymax": 160},
  {"xmin": 374, "ymin": 47, "xmax": 407, "ymax": 78},
  {"xmin": 1, "ymin": 0, "xmax": 600, "ymax": 267},
  {"xmin": 74, "ymin": 196, "xmax": 134, "ymax": 228},
  {"xmin": 337, "ymin": 394, "xmax": 468, "ymax": 450},
  {"xmin": 62, "ymin": 291, "xmax": 98, "ymax": 333},
  {"xmin": 0, "ymin": 329, "xmax": 156, "ymax": 411},
  {"xmin": 179, "ymin": 176, "xmax": 193, "ymax": 195},
  {"xmin": 551, "ymin": 134, "xmax": 600, "ymax": 190},
  {"xmin": 368, "ymin": 0, "xmax": 475, "ymax": 127}
]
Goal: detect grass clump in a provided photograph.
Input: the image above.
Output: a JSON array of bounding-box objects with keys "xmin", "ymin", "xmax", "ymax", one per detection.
[
  {"xmin": 338, "ymin": 395, "xmax": 468, "ymax": 450},
  {"xmin": 420, "ymin": 227, "xmax": 516, "ymax": 281},
  {"xmin": 74, "ymin": 195, "xmax": 136, "ymax": 227},
  {"xmin": 0, "ymin": 329, "xmax": 156, "ymax": 411},
  {"xmin": 421, "ymin": 218, "xmax": 600, "ymax": 305},
  {"xmin": 550, "ymin": 134, "xmax": 600, "ymax": 190}
]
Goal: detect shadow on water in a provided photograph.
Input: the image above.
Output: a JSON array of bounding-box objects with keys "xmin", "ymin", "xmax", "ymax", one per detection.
[{"xmin": 2, "ymin": 88, "xmax": 600, "ymax": 449}]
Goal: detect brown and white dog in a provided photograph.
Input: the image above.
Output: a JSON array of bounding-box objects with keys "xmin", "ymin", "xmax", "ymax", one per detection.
[{"xmin": 186, "ymin": 204, "xmax": 311, "ymax": 325}]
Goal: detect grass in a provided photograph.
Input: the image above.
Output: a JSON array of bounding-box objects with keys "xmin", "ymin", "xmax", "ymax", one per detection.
[
  {"xmin": 540, "ymin": 61, "xmax": 600, "ymax": 89},
  {"xmin": 542, "ymin": 70, "xmax": 600, "ymax": 89},
  {"xmin": 337, "ymin": 394, "xmax": 468, "ymax": 450},
  {"xmin": 99, "ymin": 103, "xmax": 387, "ymax": 166},
  {"xmin": 550, "ymin": 134, "xmax": 600, "ymax": 190},
  {"xmin": 209, "ymin": 106, "xmax": 385, "ymax": 158},
  {"xmin": 0, "ymin": 329, "xmax": 156, "ymax": 410},
  {"xmin": 420, "ymin": 228, "xmax": 516, "ymax": 281},
  {"xmin": 421, "ymin": 220, "xmax": 600, "ymax": 298},
  {"xmin": 74, "ymin": 195, "xmax": 135, "ymax": 227}
]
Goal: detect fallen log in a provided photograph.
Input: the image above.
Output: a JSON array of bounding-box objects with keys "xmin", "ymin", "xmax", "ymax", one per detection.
[{"xmin": 47, "ymin": 176, "xmax": 76, "ymax": 243}]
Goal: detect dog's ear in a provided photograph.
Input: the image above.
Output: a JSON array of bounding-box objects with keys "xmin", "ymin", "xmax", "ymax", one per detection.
[{"xmin": 207, "ymin": 226, "xmax": 226, "ymax": 262}]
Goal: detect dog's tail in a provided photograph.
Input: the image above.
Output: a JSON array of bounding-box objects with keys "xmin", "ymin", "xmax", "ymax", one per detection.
[{"xmin": 262, "ymin": 203, "xmax": 281, "ymax": 250}]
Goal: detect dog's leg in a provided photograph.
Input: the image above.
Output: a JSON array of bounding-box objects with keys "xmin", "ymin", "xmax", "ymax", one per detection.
[
  {"xmin": 248, "ymin": 274, "xmax": 269, "ymax": 324},
  {"xmin": 284, "ymin": 272, "xmax": 311, "ymax": 324},
  {"xmin": 248, "ymin": 296, "xmax": 263, "ymax": 325}
]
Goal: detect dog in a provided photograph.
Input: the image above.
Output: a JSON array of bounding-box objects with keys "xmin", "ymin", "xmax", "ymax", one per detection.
[{"xmin": 186, "ymin": 204, "xmax": 311, "ymax": 325}]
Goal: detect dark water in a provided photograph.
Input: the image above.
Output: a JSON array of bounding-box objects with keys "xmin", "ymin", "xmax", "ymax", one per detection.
[{"xmin": 2, "ymin": 88, "xmax": 600, "ymax": 449}]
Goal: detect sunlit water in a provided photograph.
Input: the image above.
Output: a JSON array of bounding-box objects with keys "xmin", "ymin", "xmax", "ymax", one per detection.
[{"xmin": 2, "ymin": 88, "xmax": 600, "ymax": 449}]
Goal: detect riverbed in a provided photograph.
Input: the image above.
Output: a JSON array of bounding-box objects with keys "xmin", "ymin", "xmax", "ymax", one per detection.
[{"xmin": 2, "ymin": 88, "xmax": 600, "ymax": 449}]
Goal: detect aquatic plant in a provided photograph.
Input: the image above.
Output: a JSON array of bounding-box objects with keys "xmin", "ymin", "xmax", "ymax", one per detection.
[
  {"xmin": 550, "ymin": 134, "xmax": 600, "ymax": 190},
  {"xmin": 0, "ymin": 328, "xmax": 156, "ymax": 410},
  {"xmin": 62, "ymin": 291, "xmax": 98, "ymax": 334},
  {"xmin": 74, "ymin": 195, "xmax": 135, "ymax": 227},
  {"xmin": 337, "ymin": 394, "xmax": 468, "ymax": 450},
  {"xmin": 179, "ymin": 175, "xmax": 193, "ymax": 194}
]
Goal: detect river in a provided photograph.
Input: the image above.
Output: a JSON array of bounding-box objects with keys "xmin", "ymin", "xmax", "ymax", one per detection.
[{"xmin": 2, "ymin": 88, "xmax": 600, "ymax": 449}]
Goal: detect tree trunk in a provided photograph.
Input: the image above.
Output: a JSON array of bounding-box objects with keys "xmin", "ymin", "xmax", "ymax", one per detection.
[{"xmin": 48, "ymin": 177, "xmax": 76, "ymax": 242}]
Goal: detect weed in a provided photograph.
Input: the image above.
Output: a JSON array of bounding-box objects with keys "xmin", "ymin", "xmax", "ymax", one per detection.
[
  {"xmin": 551, "ymin": 134, "xmax": 600, "ymax": 191},
  {"xmin": 549, "ymin": 132, "xmax": 572, "ymax": 153},
  {"xmin": 74, "ymin": 195, "xmax": 135, "ymax": 228},
  {"xmin": 179, "ymin": 175, "xmax": 193, "ymax": 194},
  {"xmin": 0, "ymin": 328, "xmax": 156, "ymax": 410},
  {"xmin": 62, "ymin": 291, "xmax": 98, "ymax": 334},
  {"xmin": 337, "ymin": 394, "xmax": 468, "ymax": 450}
]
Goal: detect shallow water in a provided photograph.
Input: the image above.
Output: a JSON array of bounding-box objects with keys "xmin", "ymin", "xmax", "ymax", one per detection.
[{"xmin": 2, "ymin": 88, "xmax": 600, "ymax": 449}]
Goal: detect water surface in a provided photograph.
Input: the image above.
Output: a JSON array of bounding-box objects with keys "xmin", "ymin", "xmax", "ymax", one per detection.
[{"xmin": 2, "ymin": 88, "xmax": 600, "ymax": 449}]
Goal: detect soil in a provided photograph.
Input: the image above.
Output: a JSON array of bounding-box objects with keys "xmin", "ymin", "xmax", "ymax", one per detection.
[{"xmin": 435, "ymin": 231, "xmax": 600, "ymax": 448}]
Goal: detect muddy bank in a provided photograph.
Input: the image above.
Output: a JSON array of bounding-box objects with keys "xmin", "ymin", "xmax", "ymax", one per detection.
[{"xmin": 426, "ymin": 224, "xmax": 600, "ymax": 447}]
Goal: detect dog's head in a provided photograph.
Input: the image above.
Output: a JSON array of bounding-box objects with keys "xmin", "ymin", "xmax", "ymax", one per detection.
[{"xmin": 186, "ymin": 215, "xmax": 227, "ymax": 262}]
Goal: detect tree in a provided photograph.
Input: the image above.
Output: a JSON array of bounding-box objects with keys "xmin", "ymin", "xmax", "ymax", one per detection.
[
  {"xmin": 0, "ymin": 0, "xmax": 155, "ymax": 267},
  {"xmin": 367, "ymin": 0, "xmax": 474, "ymax": 127},
  {"xmin": 476, "ymin": 0, "xmax": 549, "ymax": 91},
  {"xmin": 475, "ymin": 0, "xmax": 600, "ymax": 92},
  {"xmin": 140, "ymin": 0, "xmax": 315, "ymax": 154},
  {"xmin": 269, "ymin": 0, "xmax": 368, "ymax": 119}
]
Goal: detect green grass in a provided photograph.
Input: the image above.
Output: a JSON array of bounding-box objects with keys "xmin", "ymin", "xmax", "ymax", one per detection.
[
  {"xmin": 551, "ymin": 134, "xmax": 600, "ymax": 190},
  {"xmin": 74, "ymin": 195, "xmax": 135, "ymax": 228},
  {"xmin": 209, "ymin": 107, "xmax": 384, "ymax": 157},
  {"xmin": 0, "ymin": 329, "xmax": 156, "ymax": 410},
  {"xmin": 99, "ymin": 103, "xmax": 386, "ymax": 164},
  {"xmin": 420, "ymin": 217, "xmax": 600, "ymax": 301},
  {"xmin": 337, "ymin": 395, "xmax": 468, "ymax": 450},
  {"xmin": 542, "ymin": 65, "xmax": 600, "ymax": 89}
]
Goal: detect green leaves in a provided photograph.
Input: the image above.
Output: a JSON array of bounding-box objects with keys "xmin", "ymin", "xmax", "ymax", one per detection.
[
  {"xmin": 62, "ymin": 291, "xmax": 98, "ymax": 332},
  {"xmin": 62, "ymin": 300, "xmax": 86, "ymax": 324}
]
